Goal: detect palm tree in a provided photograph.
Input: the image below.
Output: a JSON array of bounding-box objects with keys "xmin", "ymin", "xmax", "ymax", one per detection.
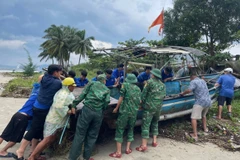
[
  {"xmin": 63, "ymin": 26, "xmax": 78, "ymax": 67},
  {"xmin": 40, "ymin": 25, "xmax": 70, "ymax": 68},
  {"xmin": 38, "ymin": 48, "xmax": 55, "ymax": 64},
  {"xmin": 71, "ymin": 30, "xmax": 95, "ymax": 64}
]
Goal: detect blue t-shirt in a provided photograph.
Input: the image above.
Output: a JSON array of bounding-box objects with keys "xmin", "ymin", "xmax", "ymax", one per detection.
[
  {"xmin": 74, "ymin": 77, "xmax": 89, "ymax": 87},
  {"xmin": 137, "ymin": 72, "xmax": 150, "ymax": 83},
  {"xmin": 217, "ymin": 74, "xmax": 235, "ymax": 98},
  {"xmin": 106, "ymin": 76, "xmax": 116, "ymax": 87},
  {"xmin": 18, "ymin": 83, "xmax": 40, "ymax": 117},
  {"xmin": 112, "ymin": 68, "xmax": 124, "ymax": 79},
  {"xmin": 92, "ymin": 77, "xmax": 97, "ymax": 81},
  {"xmin": 161, "ymin": 69, "xmax": 173, "ymax": 81}
]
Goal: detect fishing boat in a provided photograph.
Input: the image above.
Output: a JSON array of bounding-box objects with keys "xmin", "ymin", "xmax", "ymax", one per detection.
[{"xmin": 72, "ymin": 46, "xmax": 226, "ymax": 129}]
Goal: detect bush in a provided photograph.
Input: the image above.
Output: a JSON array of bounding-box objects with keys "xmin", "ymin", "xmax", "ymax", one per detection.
[{"xmin": 22, "ymin": 48, "xmax": 37, "ymax": 77}]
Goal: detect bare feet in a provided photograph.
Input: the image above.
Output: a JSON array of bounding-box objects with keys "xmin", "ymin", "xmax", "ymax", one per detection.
[
  {"xmin": 189, "ymin": 133, "xmax": 198, "ymax": 141},
  {"xmin": 203, "ymin": 128, "xmax": 209, "ymax": 133},
  {"xmin": 0, "ymin": 151, "xmax": 10, "ymax": 157},
  {"xmin": 185, "ymin": 132, "xmax": 198, "ymax": 141},
  {"xmin": 16, "ymin": 149, "xmax": 24, "ymax": 159}
]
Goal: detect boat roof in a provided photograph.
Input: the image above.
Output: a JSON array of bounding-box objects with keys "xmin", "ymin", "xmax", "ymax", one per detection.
[{"xmin": 93, "ymin": 46, "xmax": 207, "ymax": 56}]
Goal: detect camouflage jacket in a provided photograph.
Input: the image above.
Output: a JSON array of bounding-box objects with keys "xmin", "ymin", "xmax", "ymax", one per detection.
[
  {"xmin": 119, "ymin": 82, "xmax": 141, "ymax": 117},
  {"xmin": 72, "ymin": 81, "xmax": 110, "ymax": 111},
  {"xmin": 141, "ymin": 78, "xmax": 166, "ymax": 112}
]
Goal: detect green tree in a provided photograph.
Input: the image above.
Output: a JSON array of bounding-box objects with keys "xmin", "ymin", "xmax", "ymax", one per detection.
[
  {"xmin": 164, "ymin": 0, "xmax": 240, "ymax": 56},
  {"xmin": 22, "ymin": 48, "xmax": 37, "ymax": 76},
  {"xmin": 39, "ymin": 25, "xmax": 72, "ymax": 69},
  {"xmin": 118, "ymin": 37, "xmax": 146, "ymax": 47},
  {"xmin": 71, "ymin": 30, "xmax": 95, "ymax": 64},
  {"xmin": 145, "ymin": 39, "xmax": 167, "ymax": 47}
]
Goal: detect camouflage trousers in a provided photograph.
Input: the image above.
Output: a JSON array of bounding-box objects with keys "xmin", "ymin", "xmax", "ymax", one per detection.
[
  {"xmin": 69, "ymin": 106, "xmax": 103, "ymax": 160},
  {"xmin": 141, "ymin": 109, "xmax": 160, "ymax": 139},
  {"xmin": 115, "ymin": 113, "xmax": 137, "ymax": 143}
]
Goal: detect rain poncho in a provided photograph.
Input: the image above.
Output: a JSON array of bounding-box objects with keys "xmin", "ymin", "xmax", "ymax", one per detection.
[{"xmin": 43, "ymin": 86, "xmax": 75, "ymax": 137}]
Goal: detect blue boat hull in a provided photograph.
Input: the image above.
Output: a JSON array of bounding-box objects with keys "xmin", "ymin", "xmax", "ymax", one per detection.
[{"xmin": 105, "ymin": 79, "xmax": 218, "ymax": 129}]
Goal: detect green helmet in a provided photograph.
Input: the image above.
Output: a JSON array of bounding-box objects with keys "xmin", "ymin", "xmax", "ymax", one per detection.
[
  {"xmin": 125, "ymin": 73, "xmax": 137, "ymax": 83},
  {"xmin": 150, "ymin": 68, "xmax": 162, "ymax": 79},
  {"xmin": 97, "ymin": 74, "xmax": 106, "ymax": 82}
]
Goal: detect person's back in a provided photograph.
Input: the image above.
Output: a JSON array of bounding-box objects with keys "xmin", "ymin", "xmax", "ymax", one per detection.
[
  {"xmin": 75, "ymin": 81, "xmax": 110, "ymax": 111},
  {"xmin": 190, "ymin": 77, "xmax": 211, "ymax": 107},
  {"xmin": 218, "ymin": 74, "xmax": 235, "ymax": 98},
  {"xmin": 45, "ymin": 86, "xmax": 75, "ymax": 125},
  {"xmin": 142, "ymin": 78, "xmax": 166, "ymax": 112},
  {"xmin": 18, "ymin": 83, "xmax": 40, "ymax": 117},
  {"xmin": 119, "ymin": 82, "xmax": 141, "ymax": 117},
  {"xmin": 35, "ymin": 72, "xmax": 62, "ymax": 109}
]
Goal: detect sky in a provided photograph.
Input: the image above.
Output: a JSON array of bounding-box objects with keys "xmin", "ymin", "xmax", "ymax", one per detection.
[{"xmin": 0, "ymin": 0, "xmax": 239, "ymax": 67}]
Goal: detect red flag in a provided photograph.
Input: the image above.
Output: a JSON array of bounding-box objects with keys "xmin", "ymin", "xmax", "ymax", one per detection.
[{"xmin": 148, "ymin": 9, "xmax": 164, "ymax": 35}]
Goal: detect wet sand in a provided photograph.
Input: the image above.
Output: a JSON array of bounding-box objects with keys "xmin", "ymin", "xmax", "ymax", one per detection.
[{"xmin": 0, "ymin": 73, "xmax": 240, "ymax": 160}]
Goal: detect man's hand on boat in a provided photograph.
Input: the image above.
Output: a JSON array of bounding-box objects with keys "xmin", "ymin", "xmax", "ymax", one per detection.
[
  {"xmin": 180, "ymin": 89, "xmax": 191, "ymax": 96},
  {"xmin": 112, "ymin": 108, "xmax": 118, "ymax": 113},
  {"xmin": 164, "ymin": 77, "xmax": 173, "ymax": 82}
]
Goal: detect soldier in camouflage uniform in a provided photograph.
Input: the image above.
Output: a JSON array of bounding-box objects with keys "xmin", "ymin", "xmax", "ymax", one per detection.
[
  {"xmin": 136, "ymin": 68, "xmax": 166, "ymax": 152},
  {"xmin": 109, "ymin": 74, "xmax": 141, "ymax": 158},
  {"xmin": 68, "ymin": 74, "xmax": 110, "ymax": 160}
]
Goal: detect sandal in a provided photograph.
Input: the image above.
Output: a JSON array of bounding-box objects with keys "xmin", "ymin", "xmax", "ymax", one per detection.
[
  {"xmin": 109, "ymin": 152, "xmax": 122, "ymax": 158},
  {"xmin": 152, "ymin": 142, "xmax": 158, "ymax": 147},
  {"xmin": 12, "ymin": 154, "xmax": 24, "ymax": 160},
  {"xmin": 185, "ymin": 132, "xmax": 198, "ymax": 141},
  {"xmin": 136, "ymin": 145, "xmax": 147, "ymax": 152},
  {"xmin": 125, "ymin": 148, "xmax": 132, "ymax": 154}
]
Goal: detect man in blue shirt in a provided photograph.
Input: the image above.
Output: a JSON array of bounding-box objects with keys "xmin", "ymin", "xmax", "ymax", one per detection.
[
  {"xmin": 137, "ymin": 66, "xmax": 152, "ymax": 83},
  {"xmin": 74, "ymin": 70, "xmax": 89, "ymax": 87},
  {"xmin": 161, "ymin": 67, "xmax": 174, "ymax": 82},
  {"xmin": 215, "ymin": 68, "xmax": 236, "ymax": 119},
  {"xmin": 16, "ymin": 64, "xmax": 62, "ymax": 159},
  {"xmin": 92, "ymin": 71, "xmax": 103, "ymax": 81},
  {"xmin": 112, "ymin": 64, "xmax": 124, "ymax": 83},
  {"xmin": 0, "ymin": 80, "xmax": 41, "ymax": 158},
  {"xmin": 105, "ymin": 69, "xmax": 117, "ymax": 87}
]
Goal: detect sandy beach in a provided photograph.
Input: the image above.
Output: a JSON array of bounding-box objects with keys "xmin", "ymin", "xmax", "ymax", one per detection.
[{"xmin": 0, "ymin": 73, "xmax": 240, "ymax": 160}]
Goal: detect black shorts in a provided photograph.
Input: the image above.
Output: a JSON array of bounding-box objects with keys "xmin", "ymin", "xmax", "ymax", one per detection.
[
  {"xmin": 218, "ymin": 96, "xmax": 232, "ymax": 106},
  {"xmin": 0, "ymin": 112, "xmax": 29, "ymax": 143},
  {"xmin": 24, "ymin": 107, "xmax": 49, "ymax": 141}
]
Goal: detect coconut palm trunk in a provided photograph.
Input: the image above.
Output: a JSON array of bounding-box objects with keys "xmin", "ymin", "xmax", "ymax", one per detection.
[{"xmin": 78, "ymin": 54, "xmax": 81, "ymax": 64}]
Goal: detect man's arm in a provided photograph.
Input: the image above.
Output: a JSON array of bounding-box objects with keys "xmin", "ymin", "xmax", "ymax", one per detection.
[
  {"xmin": 141, "ymin": 82, "xmax": 150, "ymax": 104},
  {"xmin": 113, "ymin": 84, "xmax": 125, "ymax": 112},
  {"xmin": 103, "ymin": 91, "xmax": 110, "ymax": 110},
  {"xmin": 180, "ymin": 89, "xmax": 192, "ymax": 96},
  {"xmin": 113, "ymin": 96, "xmax": 123, "ymax": 113},
  {"xmin": 180, "ymin": 80, "xmax": 195, "ymax": 96},
  {"xmin": 214, "ymin": 76, "xmax": 222, "ymax": 88},
  {"xmin": 164, "ymin": 77, "xmax": 173, "ymax": 82},
  {"xmin": 72, "ymin": 82, "xmax": 92, "ymax": 108}
]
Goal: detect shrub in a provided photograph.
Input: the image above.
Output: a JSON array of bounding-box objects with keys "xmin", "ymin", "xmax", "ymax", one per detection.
[{"xmin": 21, "ymin": 48, "xmax": 37, "ymax": 77}]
